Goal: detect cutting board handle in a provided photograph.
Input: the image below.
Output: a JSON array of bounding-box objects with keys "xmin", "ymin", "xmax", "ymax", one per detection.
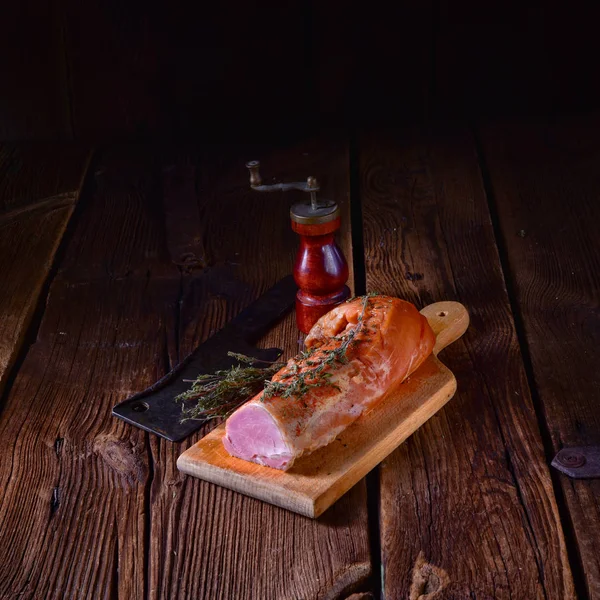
[{"xmin": 420, "ymin": 301, "xmax": 469, "ymax": 356}]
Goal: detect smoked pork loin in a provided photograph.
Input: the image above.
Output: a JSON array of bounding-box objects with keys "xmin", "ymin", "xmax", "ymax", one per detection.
[{"xmin": 223, "ymin": 295, "xmax": 435, "ymax": 470}]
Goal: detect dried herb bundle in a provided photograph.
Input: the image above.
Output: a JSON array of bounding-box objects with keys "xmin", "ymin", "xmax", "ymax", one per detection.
[
  {"xmin": 263, "ymin": 293, "xmax": 374, "ymax": 400},
  {"xmin": 176, "ymin": 352, "xmax": 284, "ymax": 422},
  {"xmin": 176, "ymin": 294, "xmax": 378, "ymax": 422}
]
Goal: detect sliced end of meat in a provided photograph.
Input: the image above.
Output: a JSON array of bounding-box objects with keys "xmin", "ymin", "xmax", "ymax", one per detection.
[{"xmin": 223, "ymin": 403, "xmax": 295, "ymax": 471}]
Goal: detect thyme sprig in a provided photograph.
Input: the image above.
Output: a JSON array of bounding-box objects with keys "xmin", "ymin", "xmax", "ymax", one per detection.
[
  {"xmin": 263, "ymin": 293, "xmax": 374, "ymax": 400},
  {"xmin": 175, "ymin": 293, "xmax": 378, "ymax": 420},
  {"xmin": 175, "ymin": 352, "xmax": 285, "ymax": 422}
]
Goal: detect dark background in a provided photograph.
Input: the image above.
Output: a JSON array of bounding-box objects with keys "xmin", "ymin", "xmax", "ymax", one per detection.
[{"xmin": 1, "ymin": 0, "xmax": 599, "ymax": 141}]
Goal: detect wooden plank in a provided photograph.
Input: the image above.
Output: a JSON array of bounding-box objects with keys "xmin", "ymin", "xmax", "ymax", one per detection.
[
  {"xmin": 360, "ymin": 129, "xmax": 575, "ymax": 598},
  {"xmin": 0, "ymin": 147, "xmax": 173, "ymax": 598},
  {"xmin": 178, "ymin": 302, "xmax": 468, "ymax": 518},
  {"xmin": 480, "ymin": 115, "xmax": 600, "ymax": 599},
  {"xmin": 0, "ymin": 0, "xmax": 71, "ymax": 139},
  {"xmin": 148, "ymin": 140, "xmax": 372, "ymax": 599},
  {"xmin": 0, "ymin": 144, "xmax": 91, "ymax": 396},
  {"xmin": 0, "ymin": 139, "xmax": 369, "ymax": 598},
  {"xmin": 0, "ymin": 144, "xmax": 91, "ymax": 213}
]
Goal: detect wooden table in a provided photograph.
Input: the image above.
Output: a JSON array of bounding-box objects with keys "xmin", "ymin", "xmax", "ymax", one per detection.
[{"xmin": 0, "ymin": 117, "xmax": 598, "ymax": 600}]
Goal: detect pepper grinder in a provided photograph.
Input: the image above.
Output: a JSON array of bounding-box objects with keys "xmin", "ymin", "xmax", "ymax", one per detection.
[{"xmin": 246, "ymin": 160, "xmax": 350, "ymax": 333}]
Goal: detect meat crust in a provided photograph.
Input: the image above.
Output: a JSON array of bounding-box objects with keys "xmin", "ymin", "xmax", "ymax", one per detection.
[{"xmin": 223, "ymin": 296, "xmax": 435, "ymax": 470}]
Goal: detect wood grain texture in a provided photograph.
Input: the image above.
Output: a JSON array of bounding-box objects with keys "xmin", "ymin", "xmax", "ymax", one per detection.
[
  {"xmin": 0, "ymin": 147, "xmax": 175, "ymax": 599},
  {"xmin": 178, "ymin": 302, "xmax": 467, "ymax": 518},
  {"xmin": 360, "ymin": 128, "xmax": 575, "ymax": 599},
  {"xmin": 147, "ymin": 139, "xmax": 371, "ymax": 600},
  {"xmin": 0, "ymin": 144, "xmax": 91, "ymax": 397},
  {"xmin": 480, "ymin": 115, "xmax": 600, "ymax": 599},
  {"xmin": 0, "ymin": 144, "xmax": 92, "ymax": 214}
]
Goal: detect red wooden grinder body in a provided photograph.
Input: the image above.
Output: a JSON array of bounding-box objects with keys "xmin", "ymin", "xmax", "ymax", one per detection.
[
  {"xmin": 245, "ymin": 160, "xmax": 350, "ymax": 334},
  {"xmin": 291, "ymin": 214, "xmax": 350, "ymax": 334}
]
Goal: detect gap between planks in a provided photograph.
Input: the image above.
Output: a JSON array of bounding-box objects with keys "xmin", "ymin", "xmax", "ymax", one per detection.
[
  {"xmin": 472, "ymin": 123, "xmax": 593, "ymax": 600},
  {"xmin": 0, "ymin": 146, "xmax": 93, "ymax": 411}
]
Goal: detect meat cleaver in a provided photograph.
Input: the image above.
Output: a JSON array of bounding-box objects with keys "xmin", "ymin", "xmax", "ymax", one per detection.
[{"xmin": 112, "ymin": 275, "xmax": 298, "ymax": 441}]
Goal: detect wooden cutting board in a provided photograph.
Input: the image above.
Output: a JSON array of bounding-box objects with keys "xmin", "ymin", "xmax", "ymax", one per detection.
[{"xmin": 177, "ymin": 301, "xmax": 469, "ymax": 518}]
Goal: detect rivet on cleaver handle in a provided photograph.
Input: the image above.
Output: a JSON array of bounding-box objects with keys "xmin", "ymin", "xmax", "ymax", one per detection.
[{"xmin": 112, "ymin": 275, "xmax": 298, "ymax": 441}]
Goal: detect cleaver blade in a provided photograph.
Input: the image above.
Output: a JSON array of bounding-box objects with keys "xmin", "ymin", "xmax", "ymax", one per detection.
[{"xmin": 112, "ymin": 275, "xmax": 298, "ymax": 441}]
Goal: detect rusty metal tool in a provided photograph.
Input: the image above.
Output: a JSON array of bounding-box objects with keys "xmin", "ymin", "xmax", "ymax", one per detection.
[{"xmin": 112, "ymin": 275, "xmax": 298, "ymax": 441}]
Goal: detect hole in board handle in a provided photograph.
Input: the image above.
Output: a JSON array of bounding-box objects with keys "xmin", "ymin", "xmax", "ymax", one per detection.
[
  {"xmin": 131, "ymin": 402, "xmax": 149, "ymax": 413},
  {"xmin": 437, "ymin": 311, "xmax": 448, "ymax": 317}
]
